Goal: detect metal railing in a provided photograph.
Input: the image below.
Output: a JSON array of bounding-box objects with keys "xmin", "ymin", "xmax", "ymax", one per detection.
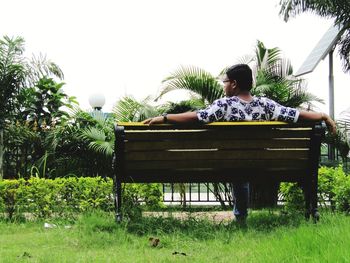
[{"xmin": 162, "ymin": 183, "xmax": 225, "ymax": 203}]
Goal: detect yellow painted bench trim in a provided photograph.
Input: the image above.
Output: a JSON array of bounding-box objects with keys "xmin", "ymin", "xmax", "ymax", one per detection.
[{"xmin": 117, "ymin": 121, "xmax": 289, "ymax": 127}]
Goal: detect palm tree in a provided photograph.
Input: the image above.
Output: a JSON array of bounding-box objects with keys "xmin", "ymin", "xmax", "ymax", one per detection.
[
  {"xmin": 279, "ymin": 0, "xmax": 350, "ymax": 73},
  {"xmin": 158, "ymin": 41, "xmax": 319, "ymax": 109},
  {"xmin": 251, "ymin": 40, "xmax": 323, "ymax": 108},
  {"xmin": 0, "ymin": 36, "xmax": 26, "ymax": 179}
]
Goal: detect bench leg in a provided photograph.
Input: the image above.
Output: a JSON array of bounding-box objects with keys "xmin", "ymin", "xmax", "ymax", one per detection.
[
  {"xmin": 303, "ymin": 179, "xmax": 319, "ymax": 222},
  {"xmin": 115, "ymin": 181, "xmax": 122, "ymax": 223},
  {"xmin": 310, "ymin": 177, "xmax": 320, "ymax": 222},
  {"xmin": 303, "ymin": 181, "xmax": 311, "ymax": 220}
]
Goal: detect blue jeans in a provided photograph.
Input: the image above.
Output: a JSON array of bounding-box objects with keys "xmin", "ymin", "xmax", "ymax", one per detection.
[{"xmin": 232, "ymin": 182, "xmax": 249, "ymax": 218}]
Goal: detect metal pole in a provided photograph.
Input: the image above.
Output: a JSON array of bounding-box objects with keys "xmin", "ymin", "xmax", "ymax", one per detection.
[
  {"xmin": 328, "ymin": 50, "xmax": 335, "ymax": 160},
  {"xmin": 329, "ymin": 50, "xmax": 335, "ymax": 120}
]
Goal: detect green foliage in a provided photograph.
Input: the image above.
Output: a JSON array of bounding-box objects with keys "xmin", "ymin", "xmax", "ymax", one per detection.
[
  {"xmin": 0, "ymin": 179, "xmax": 26, "ymax": 220},
  {"xmin": 251, "ymin": 40, "xmax": 322, "ymax": 108},
  {"xmin": 333, "ymin": 168, "xmax": 350, "ymax": 212},
  {"xmin": 24, "ymin": 177, "xmax": 62, "ymax": 218},
  {"xmin": 122, "ymin": 183, "xmax": 164, "ymax": 219},
  {"xmin": 0, "ymin": 177, "xmax": 163, "ymax": 220},
  {"xmin": 80, "ymin": 126, "xmax": 114, "ymax": 157},
  {"xmin": 158, "ymin": 98, "xmax": 205, "ymax": 114},
  {"xmin": 0, "ymin": 36, "xmax": 64, "ymax": 123},
  {"xmin": 318, "ymin": 166, "xmax": 339, "ymax": 208},
  {"xmin": 0, "ymin": 36, "xmax": 26, "ymax": 123},
  {"xmin": 279, "ymin": 182, "xmax": 304, "ymax": 212},
  {"xmin": 16, "ymin": 77, "xmax": 74, "ymax": 127},
  {"xmin": 113, "ymin": 96, "xmax": 159, "ymax": 122},
  {"xmin": 280, "ymin": 166, "xmax": 350, "ymax": 213},
  {"xmin": 159, "ymin": 66, "xmax": 224, "ymax": 104},
  {"xmin": 0, "ymin": 35, "xmax": 66, "ymax": 179},
  {"xmin": 318, "ymin": 166, "xmax": 350, "ymax": 212},
  {"xmin": 323, "ymin": 122, "xmax": 350, "ymax": 161}
]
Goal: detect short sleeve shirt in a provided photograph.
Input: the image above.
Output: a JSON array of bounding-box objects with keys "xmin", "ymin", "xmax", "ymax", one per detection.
[{"xmin": 196, "ymin": 96, "xmax": 300, "ymax": 123}]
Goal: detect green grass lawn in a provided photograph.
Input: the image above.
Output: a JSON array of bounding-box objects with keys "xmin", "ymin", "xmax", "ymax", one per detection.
[{"xmin": 0, "ymin": 210, "xmax": 349, "ymax": 263}]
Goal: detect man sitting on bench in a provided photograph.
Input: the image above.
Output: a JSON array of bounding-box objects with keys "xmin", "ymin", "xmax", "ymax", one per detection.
[{"xmin": 143, "ymin": 63, "xmax": 336, "ymax": 223}]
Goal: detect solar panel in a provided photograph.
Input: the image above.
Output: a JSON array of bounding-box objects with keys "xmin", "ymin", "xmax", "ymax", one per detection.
[{"xmin": 295, "ymin": 25, "xmax": 342, "ymax": 77}]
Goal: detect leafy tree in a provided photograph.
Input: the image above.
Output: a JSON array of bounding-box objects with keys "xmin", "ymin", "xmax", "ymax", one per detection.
[
  {"xmin": 279, "ymin": 0, "xmax": 350, "ymax": 72},
  {"xmin": 0, "ymin": 35, "xmax": 64, "ymax": 179},
  {"xmin": 15, "ymin": 77, "xmax": 76, "ymax": 128},
  {"xmin": 4, "ymin": 78, "xmax": 77, "ymax": 179},
  {"xmin": 53, "ymin": 96, "xmax": 159, "ymax": 178}
]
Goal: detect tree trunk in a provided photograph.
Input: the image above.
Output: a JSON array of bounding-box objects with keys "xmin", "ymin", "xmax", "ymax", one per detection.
[{"xmin": 0, "ymin": 128, "xmax": 4, "ymax": 180}]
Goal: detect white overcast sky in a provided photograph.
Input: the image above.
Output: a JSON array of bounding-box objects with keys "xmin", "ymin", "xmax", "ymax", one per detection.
[{"xmin": 2, "ymin": 0, "xmax": 350, "ymax": 117}]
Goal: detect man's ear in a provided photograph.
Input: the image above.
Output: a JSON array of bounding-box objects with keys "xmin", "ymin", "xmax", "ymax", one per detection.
[{"xmin": 231, "ymin": 80, "xmax": 237, "ymax": 88}]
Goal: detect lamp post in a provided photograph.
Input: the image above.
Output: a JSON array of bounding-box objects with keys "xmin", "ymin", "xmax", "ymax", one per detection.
[
  {"xmin": 89, "ymin": 93, "xmax": 106, "ymax": 120},
  {"xmin": 88, "ymin": 93, "xmax": 106, "ymax": 111}
]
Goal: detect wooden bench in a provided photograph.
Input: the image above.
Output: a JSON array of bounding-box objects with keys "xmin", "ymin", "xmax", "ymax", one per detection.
[{"xmin": 113, "ymin": 121, "xmax": 324, "ymax": 222}]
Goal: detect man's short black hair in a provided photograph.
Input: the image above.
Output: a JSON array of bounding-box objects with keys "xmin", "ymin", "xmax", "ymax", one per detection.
[{"xmin": 226, "ymin": 64, "xmax": 253, "ymax": 91}]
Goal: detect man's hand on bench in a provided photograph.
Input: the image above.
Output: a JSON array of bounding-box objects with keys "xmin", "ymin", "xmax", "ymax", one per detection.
[{"xmin": 143, "ymin": 116, "xmax": 164, "ymax": 125}]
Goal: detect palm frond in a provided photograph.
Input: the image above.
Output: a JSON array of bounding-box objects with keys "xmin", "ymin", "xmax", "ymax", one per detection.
[
  {"xmin": 80, "ymin": 127, "xmax": 106, "ymax": 141},
  {"xmin": 159, "ymin": 65, "xmax": 224, "ymax": 103},
  {"xmin": 158, "ymin": 98, "xmax": 206, "ymax": 114},
  {"xmin": 88, "ymin": 140, "xmax": 114, "ymax": 157},
  {"xmin": 338, "ymin": 28, "xmax": 350, "ymax": 72},
  {"xmin": 0, "ymin": 36, "xmax": 27, "ymax": 118},
  {"xmin": 253, "ymin": 69, "xmax": 322, "ymax": 108},
  {"xmin": 79, "ymin": 126, "xmax": 114, "ymax": 157},
  {"xmin": 113, "ymin": 96, "xmax": 158, "ymax": 122},
  {"xmin": 26, "ymin": 53, "xmax": 64, "ymax": 86},
  {"xmin": 279, "ymin": 0, "xmax": 338, "ymax": 21},
  {"xmin": 235, "ymin": 55, "xmax": 255, "ymax": 66},
  {"xmin": 255, "ymin": 40, "xmax": 282, "ymax": 71}
]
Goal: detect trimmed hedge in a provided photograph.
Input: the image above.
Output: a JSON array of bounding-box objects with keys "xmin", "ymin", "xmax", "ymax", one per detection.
[{"xmin": 0, "ymin": 177, "xmax": 162, "ymax": 220}]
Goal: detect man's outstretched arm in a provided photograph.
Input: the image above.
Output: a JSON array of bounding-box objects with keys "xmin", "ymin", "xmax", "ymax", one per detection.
[
  {"xmin": 298, "ymin": 111, "xmax": 336, "ymax": 134},
  {"xmin": 143, "ymin": 112, "xmax": 198, "ymax": 125}
]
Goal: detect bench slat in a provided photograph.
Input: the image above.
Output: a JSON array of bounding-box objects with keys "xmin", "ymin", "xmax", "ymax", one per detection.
[
  {"xmin": 124, "ymin": 159, "xmax": 308, "ymax": 170},
  {"xmin": 119, "ymin": 169, "xmax": 307, "ymax": 183},
  {"xmin": 124, "ymin": 139, "xmax": 310, "ymax": 151},
  {"xmin": 125, "ymin": 149, "xmax": 309, "ymax": 161},
  {"xmin": 123, "ymin": 129, "xmax": 312, "ymax": 140},
  {"xmin": 117, "ymin": 121, "xmax": 313, "ymax": 129}
]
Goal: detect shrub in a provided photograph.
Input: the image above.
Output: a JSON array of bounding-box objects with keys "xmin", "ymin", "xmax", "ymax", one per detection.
[
  {"xmin": 333, "ymin": 170, "xmax": 350, "ymax": 213},
  {"xmin": 0, "ymin": 177, "xmax": 163, "ymax": 220},
  {"xmin": 122, "ymin": 183, "xmax": 164, "ymax": 219},
  {"xmin": 279, "ymin": 166, "xmax": 350, "ymax": 213},
  {"xmin": 279, "ymin": 182, "xmax": 304, "ymax": 212},
  {"xmin": 0, "ymin": 179, "xmax": 27, "ymax": 220}
]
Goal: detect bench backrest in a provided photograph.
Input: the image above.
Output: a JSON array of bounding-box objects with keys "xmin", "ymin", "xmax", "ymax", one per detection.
[{"xmin": 114, "ymin": 122, "xmax": 324, "ymax": 183}]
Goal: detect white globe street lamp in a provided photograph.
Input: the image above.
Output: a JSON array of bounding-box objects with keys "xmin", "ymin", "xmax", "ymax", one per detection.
[{"xmin": 88, "ymin": 93, "xmax": 106, "ymax": 111}]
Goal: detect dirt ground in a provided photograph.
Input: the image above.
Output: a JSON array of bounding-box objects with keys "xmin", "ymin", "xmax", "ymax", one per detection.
[{"xmin": 143, "ymin": 211, "xmax": 235, "ymax": 223}]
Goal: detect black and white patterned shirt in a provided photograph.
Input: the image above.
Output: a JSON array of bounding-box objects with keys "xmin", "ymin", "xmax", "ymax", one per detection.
[{"xmin": 196, "ymin": 96, "xmax": 299, "ymax": 123}]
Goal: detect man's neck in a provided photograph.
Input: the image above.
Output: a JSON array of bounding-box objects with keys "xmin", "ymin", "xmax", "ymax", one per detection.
[{"xmin": 237, "ymin": 92, "xmax": 253, "ymax": 102}]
